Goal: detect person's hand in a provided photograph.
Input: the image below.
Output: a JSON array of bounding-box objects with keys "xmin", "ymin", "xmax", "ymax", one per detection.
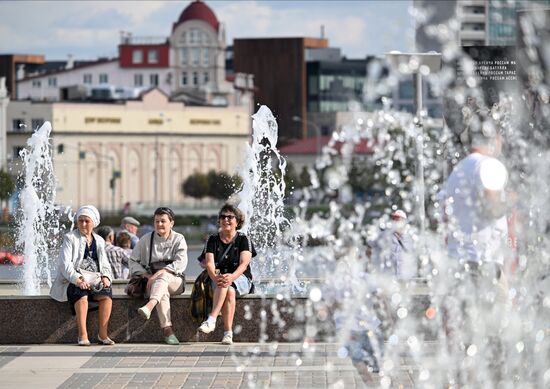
[
  {"xmin": 77, "ymin": 277, "xmax": 90, "ymax": 290},
  {"xmin": 102, "ymin": 277, "xmax": 111, "ymax": 288},
  {"xmin": 219, "ymin": 273, "xmax": 234, "ymax": 288}
]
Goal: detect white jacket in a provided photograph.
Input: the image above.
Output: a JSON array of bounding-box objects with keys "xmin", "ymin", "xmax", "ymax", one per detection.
[{"xmin": 49, "ymin": 229, "xmax": 112, "ymax": 302}]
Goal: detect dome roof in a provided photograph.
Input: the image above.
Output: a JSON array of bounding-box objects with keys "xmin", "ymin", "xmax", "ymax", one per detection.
[{"xmin": 173, "ymin": 1, "xmax": 219, "ymax": 32}]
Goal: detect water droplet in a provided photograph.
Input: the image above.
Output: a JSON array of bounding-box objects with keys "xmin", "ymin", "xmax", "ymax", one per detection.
[
  {"xmin": 397, "ymin": 307, "xmax": 408, "ymax": 319},
  {"xmin": 337, "ymin": 347, "xmax": 348, "ymax": 358},
  {"xmin": 391, "ymin": 293, "xmax": 402, "ymax": 305},
  {"xmin": 516, "ymin": 342, "xmax": 525, "ymax": 353},
  {"xmin": 309, "ymin": 287, "xmax": 322, "ymax": 302},
  {"xmin": 536, "ymin": 330, "xmax": 544, "ymax": 342},
  {"xmin": 380, "ymin": 376, "xmax": 392, "ymax": 388},
  {"xmin": 467, "ymin": 344, "xmax": 477, "ymax": 356},
  {"xmin": 419, "ymin": 369, "xmax": 430, "ymax": 381}
]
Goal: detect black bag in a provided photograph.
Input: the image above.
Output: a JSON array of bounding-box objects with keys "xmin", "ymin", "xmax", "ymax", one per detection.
[{"xmin": 190, "ymin": 269, "xmax": 214, "ymax": 325}]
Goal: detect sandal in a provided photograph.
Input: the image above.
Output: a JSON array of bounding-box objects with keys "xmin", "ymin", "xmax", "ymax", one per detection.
[{"xmin": 98, "ymin": 336, "xmax": 116, "ymax": 345}]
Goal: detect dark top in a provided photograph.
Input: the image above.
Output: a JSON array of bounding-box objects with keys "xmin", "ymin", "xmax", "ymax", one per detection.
[
  {"xmin": 80, "ymin": 237, "xmax": 99, "ymax": 272},
  {"xmin": 204, "ymin": 232, "xmax": 256, "ymax": 280}
]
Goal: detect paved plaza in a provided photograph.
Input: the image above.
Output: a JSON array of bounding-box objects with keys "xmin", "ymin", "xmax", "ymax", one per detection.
[{"xmin": 0, "ymin": 342, "xmax": 426, "ymax": 388}]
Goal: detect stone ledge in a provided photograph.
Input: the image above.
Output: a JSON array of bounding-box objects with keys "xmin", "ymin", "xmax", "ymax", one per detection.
[
  {"xmin": 0, "ymin": 293, "xmax": 433, "ymax": 344},
  {"xmin": 0, "ymin": 295, "xmax": 312, "ymax": 344}
]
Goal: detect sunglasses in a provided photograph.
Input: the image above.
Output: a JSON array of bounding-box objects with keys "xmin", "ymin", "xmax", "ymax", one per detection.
[{"xmin": 219, "ymin": 214, "xmax": 236, "ymax": 221}]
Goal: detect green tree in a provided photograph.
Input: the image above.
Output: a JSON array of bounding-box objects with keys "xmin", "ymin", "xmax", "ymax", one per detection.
[
  {"xmin": 206, "ymin": 170, "xmax": 239, "ymax": 200},
  {"xmin": 284, "ymin": 162, "xmax": 299, "ymax": 196},
  {"xmin": 298, "ymin": 165, "xmax": 311, "ymax": 189},
  {"xmin": 0, "ymin": 170, "xmax": 14, "ymax": 202},
  {"xmin": 182, "ymin": 172, "xmax": 209, "ymax": 200}
]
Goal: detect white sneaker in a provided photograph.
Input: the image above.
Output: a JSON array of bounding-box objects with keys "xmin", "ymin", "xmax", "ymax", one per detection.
[
  {"xmin": 221, "ymin": 333, "xmax": 233, "ymax": 345},
  {"xmin": 198, "ymin": 320, "xmax": 216, "ymax": 334}
]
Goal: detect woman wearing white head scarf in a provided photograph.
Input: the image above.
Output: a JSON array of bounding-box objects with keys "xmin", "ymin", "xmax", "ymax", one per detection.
[{"xmin": 50, "ymin": 205, "xmax": 115, "ymax": 346}]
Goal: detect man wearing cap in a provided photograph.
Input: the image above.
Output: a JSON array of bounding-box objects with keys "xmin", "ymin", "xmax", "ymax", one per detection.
[
  {"xmin": 120, "ymin": 216, "xmax": 140, "ymax": 249},
  {"xmin": 367, "ymin": 209, "xmax": 411, "ymax": 278}
]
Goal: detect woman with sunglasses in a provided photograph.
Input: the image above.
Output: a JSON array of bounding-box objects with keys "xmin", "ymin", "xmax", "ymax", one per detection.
[
  {"xmin": 130, "ymin": 207, "xmax": 188, "ymax": 345},
  {"xmin": 50, "ymin": 205, "xmax": 115, "ymax": 346},
  {"xmin": 198, "ymin": 203, "xmax": 256, "ymax": 345}
]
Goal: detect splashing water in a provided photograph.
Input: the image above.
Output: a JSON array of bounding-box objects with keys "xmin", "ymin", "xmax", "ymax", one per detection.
[
  {"xmin": 16, "ymin": 121, "xmax": 60, "ymax": 295},
  {"xmin": 237, "ymin": 105, "xmax": 292, "ymax": 284},
  {"xmin": 234, "ymin": 19, "xmax": 550, "ymax": 384}
]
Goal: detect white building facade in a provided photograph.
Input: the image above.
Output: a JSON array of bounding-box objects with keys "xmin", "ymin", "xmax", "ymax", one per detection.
[
  {"xmin": 16, "ymin": 1, "xmax": 253, "ymax": 108},
  {"xmin": 7, "ymin": 89, "xmax": 251, "ymax": 211}
]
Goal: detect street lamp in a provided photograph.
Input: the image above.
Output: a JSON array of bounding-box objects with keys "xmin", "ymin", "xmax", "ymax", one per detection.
[
  {"xmin": 292, "ymin": 116, "xmax": 321, "ymax": 156},
  {"xmin": 385, "ymin": 51, "xmax": 441, "ymax": 238},
  {"xmin": 58, "ymin": 143, "xmax": 119, "ymax": 212}
]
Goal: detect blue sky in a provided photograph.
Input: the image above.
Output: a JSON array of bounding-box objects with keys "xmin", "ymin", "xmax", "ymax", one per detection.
[{"xmin": 0, "ymin": 0, "xmax": 414, "ymax": 60}]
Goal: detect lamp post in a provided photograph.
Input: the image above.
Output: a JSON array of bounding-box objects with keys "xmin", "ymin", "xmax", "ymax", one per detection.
[
  {"xmin": 292, "ymin": 116, "xmax": 321, "ymax": 156},
  {"xmin": 58, "ymin": 143, "xmax": 119, "ymax": 212},
  {"xmin": 385, "ymin": 51, "xmax": 441, "ymax": 239}
]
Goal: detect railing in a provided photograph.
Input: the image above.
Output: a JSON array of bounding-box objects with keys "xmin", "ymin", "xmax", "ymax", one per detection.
[{"xmin": 120, "ymin": 35, "xmax": 167, "ymax": 45}]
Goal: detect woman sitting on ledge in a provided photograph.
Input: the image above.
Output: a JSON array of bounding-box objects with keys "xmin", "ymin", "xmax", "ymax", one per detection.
[
  {"xmin": 130, "ymin": 207, "xmax": 188, "ymax": 345},
  {"xmin": 198, "ymin": 203, "xmax": 256, "ymax": 345},
  {"xmin": 50, "ymin": 205, "xmax": 115, "ymax": 346}
]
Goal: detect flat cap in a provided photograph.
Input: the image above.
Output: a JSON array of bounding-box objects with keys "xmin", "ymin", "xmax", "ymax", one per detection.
[{"xmin": 121, "ymin": 216, "xmax": 141, "ymax": 226}]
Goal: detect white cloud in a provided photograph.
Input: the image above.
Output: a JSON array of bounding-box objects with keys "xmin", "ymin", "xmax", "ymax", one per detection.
[{"xmin": 0, "ymin": 0, "xmax": 413, "ymax": 59}]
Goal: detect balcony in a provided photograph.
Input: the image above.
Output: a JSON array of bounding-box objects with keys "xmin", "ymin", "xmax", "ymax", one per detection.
[
  {"xmin": 460, "ymin": 29, "xmax": 486, "ymax": 41},
  {"xmin": 461, "ymin": 13, "xmax": 486, "ymax": 23}
]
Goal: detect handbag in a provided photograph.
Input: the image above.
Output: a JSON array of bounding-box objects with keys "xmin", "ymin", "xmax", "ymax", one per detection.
[
  {"xmin": 125, "ymin": 232, "xmax": 186, "ymax": 297},
  {"xmin": 126, "ymin": 274, "xmax": 147, "ymax": 298},
  {"xmin": 125, "ymin": 232, "xmax": 155, "ymax": 298},
  {"xmin": 78, "ymin": 268, "xmax": 104, "ymax": 292}
]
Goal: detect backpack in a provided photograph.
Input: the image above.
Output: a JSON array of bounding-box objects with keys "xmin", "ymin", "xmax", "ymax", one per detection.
[{"xmin": 190, "ymin": 269, "xmax": 213, "ymax": 325}]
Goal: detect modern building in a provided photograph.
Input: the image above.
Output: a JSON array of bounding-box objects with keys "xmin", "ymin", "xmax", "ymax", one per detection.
[
  {"xmin": 6, "ymin": 88, "xmax": 251, "ymax": 211},
  {"xmin": 14, "ymin": 1, "xmax": 254, "ymax": 109},
  {"xmin": 415, "ymin": 0, "xmax": 550, "ymax": 51},
  {"xmin": 233, "ymin": 37, "xmax": 329, "ymax": 143},
  {"xmin": 0, "ymin": 78, "xmax": 8, "ymax": 170}
]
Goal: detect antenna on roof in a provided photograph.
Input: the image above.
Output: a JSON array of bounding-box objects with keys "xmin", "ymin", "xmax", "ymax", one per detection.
[{"xmin": 321, "ymin": 25, "xmax": 325, "ymax": 39}]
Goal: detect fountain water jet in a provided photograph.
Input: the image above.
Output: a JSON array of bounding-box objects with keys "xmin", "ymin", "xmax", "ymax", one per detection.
[{"xmin": 16, "ymin": 121, "xmax": 60, "ymax": 295}]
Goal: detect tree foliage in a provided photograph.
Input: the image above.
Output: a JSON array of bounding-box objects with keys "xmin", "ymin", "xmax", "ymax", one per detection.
[
  {"xmin": 182, "ymin": 170, "xmax": 242, "ymax": 201},
  {"xmin": 181, "ymin": 172, "xmax": 209, "ymax": 200},
  {"xmin": 207, "ymin": 170, "xmax": 241, "ymax": 200},
  {"xmin": 0, "ymin": 170, "xmax": 14, "ymax": 201}
]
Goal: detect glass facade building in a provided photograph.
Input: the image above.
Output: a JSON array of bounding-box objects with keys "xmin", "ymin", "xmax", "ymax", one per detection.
[
  {"xmin": 488, "ymin": 0, "xmax": 550, "ymax": 45},
  {"xmin": 306, "ymin": 60, "xmax": 368, "ymax": 113}
]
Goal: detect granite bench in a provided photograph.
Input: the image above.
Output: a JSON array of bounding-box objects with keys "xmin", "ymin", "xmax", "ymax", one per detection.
[{"xmin": 0, "ymin": 293, "xmax": 315, "ymax": 344}]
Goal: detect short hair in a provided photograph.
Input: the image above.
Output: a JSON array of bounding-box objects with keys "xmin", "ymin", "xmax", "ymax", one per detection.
[
  {"xmin": 154, "ymin": 206, "xmax": 175, "ymax": 221},
  {"xmin": 218, "ymin": 203, "xmax": 245, "ymax": 229},
  {"xmin": 96, "ymin": 226, "xmax": 113, "ymax": 241},
  {"xmin": 116, "ymin": 231, "xmax": 132, "ymax": 248}
]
